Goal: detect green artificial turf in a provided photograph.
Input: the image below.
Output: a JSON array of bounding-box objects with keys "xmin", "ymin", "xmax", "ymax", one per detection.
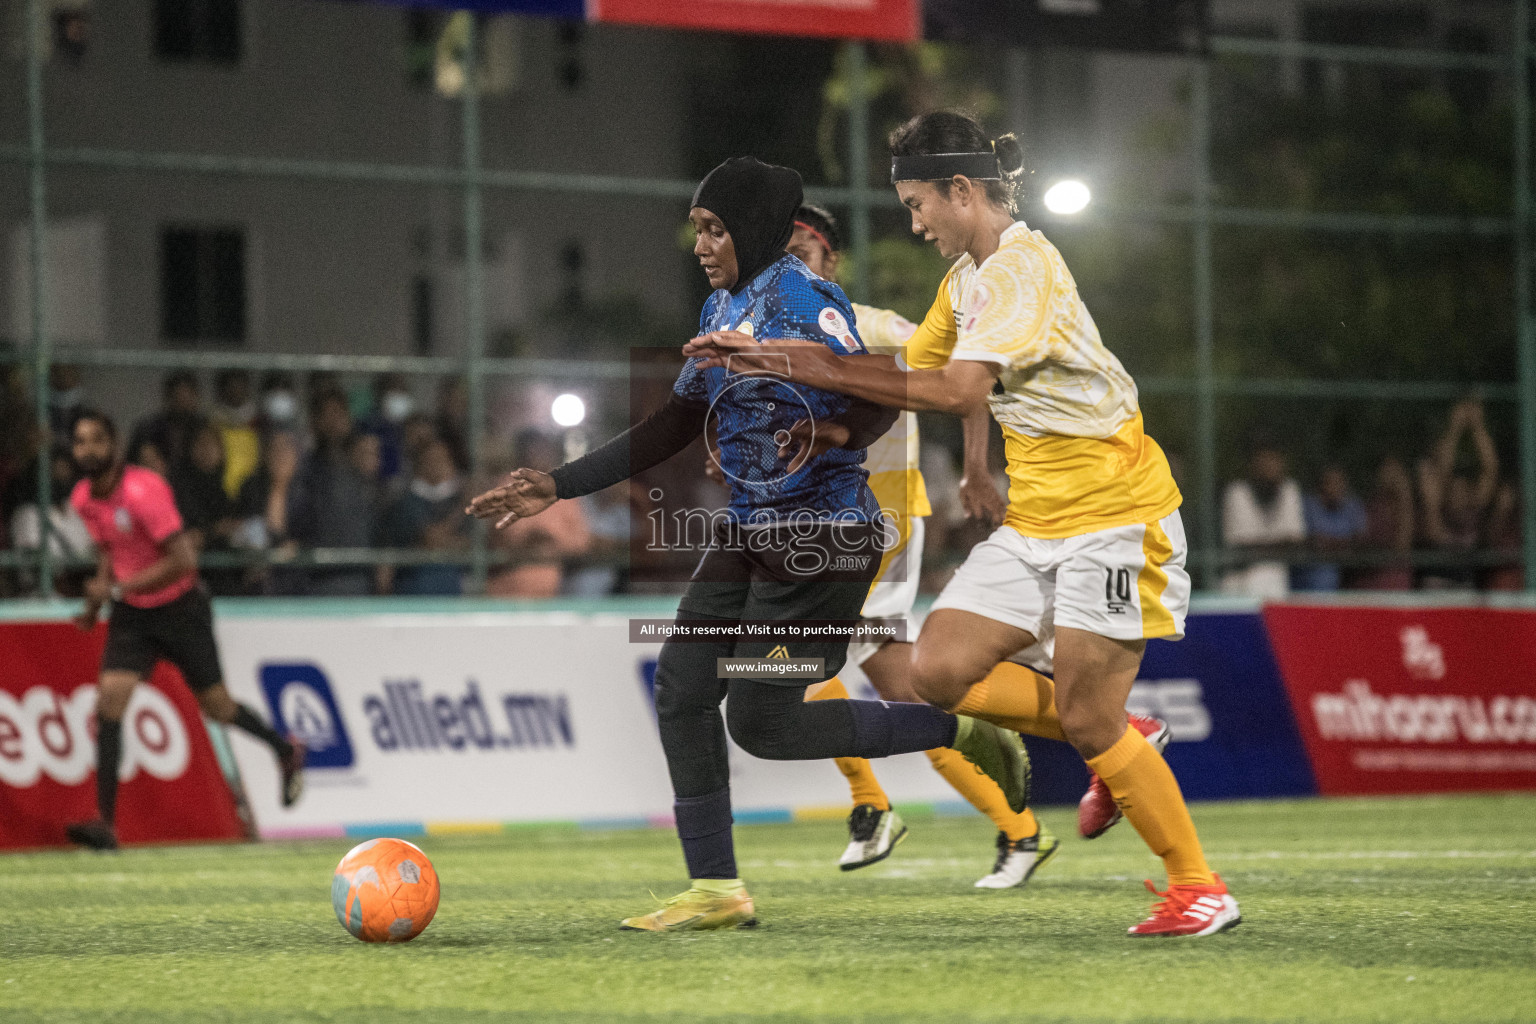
[{"xmin": 2, "ymin": 794, "xmax": 1533, "ymax": 1023}]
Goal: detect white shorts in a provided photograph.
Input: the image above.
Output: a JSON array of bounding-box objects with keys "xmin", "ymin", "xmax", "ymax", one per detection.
[
  {"xmin": 848, "ymin": 516, "xmax": 923, "ymax": 669},
  {"xmin": 930, "ymin": 511, "xmax": 1191, "ymax": 667}
]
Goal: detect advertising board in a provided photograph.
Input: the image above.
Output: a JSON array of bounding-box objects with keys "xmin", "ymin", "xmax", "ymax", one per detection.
[
  {"xmin": 1266, "ymin": 605, "xmax": 1536, "ymax": 795},
  {"xmin": 0, "ymin": 622, "xmax": 244, "ymax": 849}
]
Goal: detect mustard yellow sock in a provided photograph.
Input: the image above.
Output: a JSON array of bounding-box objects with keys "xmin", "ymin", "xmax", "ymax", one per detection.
[
  {"xmin": 1086, "ymin": 724, "xmax": 1215, "ymax": 887},
  {"xmin": 925, "ymin": 747, "xmax": 1038, "ymax": 841},
  {"xmin": 952, "ymin": 663, "xmax": 1068, "ymax": 741},
  {"xmin": 807, "ymin": 676, "xmax": 890, "ymax": 811}
]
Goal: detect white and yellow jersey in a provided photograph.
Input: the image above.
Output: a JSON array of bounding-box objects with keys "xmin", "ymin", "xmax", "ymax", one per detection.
[
  {"xmin": 904, "ymin": 221, "xmax": 1180, "ymax": 539},
  {"xmin": 851, "ymin": 302, "xmax": 931, "ymax": 522}
]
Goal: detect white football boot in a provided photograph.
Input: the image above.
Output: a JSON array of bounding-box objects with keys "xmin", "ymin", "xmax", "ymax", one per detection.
[
  {"xmin": 974, "ymin": 826, "xmax": 1060, "ymax": 889},
  {"xmin": 838, "ymin": 805, "xmax": 908, "ymax": 871}
]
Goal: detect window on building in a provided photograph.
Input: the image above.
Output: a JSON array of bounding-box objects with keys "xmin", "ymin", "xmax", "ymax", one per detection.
[
  {"xmin": 404, "ymin": 10, "xmax": 518, "ymax": 96},
  {"xmin": 154, "ymin": 0, "xmax": 241, "ymax": 64},
  {"xmin": 160, "ymin": 226, "xmax": 246, "ymax": 344},
  {"xmin": 411, "ymin": 275, "xmax": 434, "ymax": 356},
  {"xmin": 1302, "ymin": 4, "xmax": 1429, "ymax": 97},
  {"xmin": 558, "ymin": 22, "xmax": 584, "ymax": 91},
  {"xmin": 52, "ymin": 3, "xmax": 90, "ymax": 61}
]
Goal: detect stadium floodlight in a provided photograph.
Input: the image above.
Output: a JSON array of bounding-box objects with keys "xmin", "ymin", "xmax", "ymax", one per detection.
[
  {"xmin": 551, "ymin": 393, "xmax": 586, "ymax": 428},
  {"xmin": 1043, "ymin": 180, "xmax": 1092, "ymax": 216}
]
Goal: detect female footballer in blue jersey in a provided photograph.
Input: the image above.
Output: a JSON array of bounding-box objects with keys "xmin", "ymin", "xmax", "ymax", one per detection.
[{"xmin": 467, "ymin": 156, "xmax": 1027, "ymax": 931}]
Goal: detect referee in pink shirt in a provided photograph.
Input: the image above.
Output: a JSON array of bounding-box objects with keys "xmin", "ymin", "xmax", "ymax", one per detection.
[{"xmin": 66, "ymin": 410, "xmax": 305, "ymax": 850}]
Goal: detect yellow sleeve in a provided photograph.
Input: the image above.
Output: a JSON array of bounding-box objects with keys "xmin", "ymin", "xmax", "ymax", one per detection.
[
  {"xmin": 949, "ymin": 244, "xmax": 1052, "ymax": 367},
  {"xmin": 901, "ymin": 272, "xmax": 959, "ymax": 370},
  {"xmin": 850, "ymin": 303, "xmax": 917, "ymax": 355}
]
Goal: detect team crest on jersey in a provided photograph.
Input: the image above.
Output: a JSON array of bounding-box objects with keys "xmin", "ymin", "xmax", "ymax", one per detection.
[
  {"xmin": 114, "ymin": 507, "xmax": 131, "ymax": 532},
  {"xmin": 736, "ymin": 319, "xmax": 755, "ymax": 339},
  {"xmin": 818, "ymin": 307, "xmax": 859, "ymax": 352},
  {"xmin": 962, "ymin": 283, "xmax": 994, "ymax": 333}
]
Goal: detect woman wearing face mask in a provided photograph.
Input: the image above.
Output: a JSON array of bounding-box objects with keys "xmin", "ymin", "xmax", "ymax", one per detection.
[
  {"xmin": 361, "ymin": 372, "xmax": 416, "ymax": 482},
  {"xmin": 468, "ymin": 155, "xmax": 1029, "ymax": 933},
  {"xmin": 686, "ymin": 110, "xmax": 1236, "ymax": 939},
  {"xmin": 256, "ymin": 372, "xmax": 301, "ymax": 438}
]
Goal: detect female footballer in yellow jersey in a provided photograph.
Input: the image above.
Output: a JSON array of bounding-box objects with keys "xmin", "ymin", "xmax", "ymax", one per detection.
[
  {"xmin": 788, "ymin": 205, "xmax": 1058, "ymax": 888},
  {"xmin": 685, "ymin": 111, "xmax": 1239, "ymax": 938}
]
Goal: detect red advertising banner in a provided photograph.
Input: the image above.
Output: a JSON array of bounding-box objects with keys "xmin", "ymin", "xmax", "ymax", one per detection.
[
  {"xmin": 0, "ymin": 623, "xmax": 245, "ymax": 849},
  {"xmin": 593, "ymin": 0, "xmax": 918, "ymax": 42},
  {"xmin": 1265, "ymin": 605, "xmax": 1536, "ymax": 795}
]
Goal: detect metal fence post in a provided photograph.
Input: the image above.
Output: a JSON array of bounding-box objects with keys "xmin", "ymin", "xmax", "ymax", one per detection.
[
  {"xmin": 847, "ymin": 41, "xmax": 872, "ymax": 305},
  {"xmin": 1517, "ymin": 0, "xmax": 1536, "ymax": 592},
  {"xmin": 1192, "ymin": 56, "xmax": 1218, "ymax": 588},
  {"xmin": 27, "ymin": 0, "xmax": 53, "ymax": 596},
  {"xmin": 461, "ymin": 14, "xmax": 489, "ymax": 595}
]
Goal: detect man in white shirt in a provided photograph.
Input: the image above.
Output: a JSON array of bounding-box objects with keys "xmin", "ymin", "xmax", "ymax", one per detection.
[{"xmin": 1221, "ymin": 440, "xmax": 1306, "ymax": 599}]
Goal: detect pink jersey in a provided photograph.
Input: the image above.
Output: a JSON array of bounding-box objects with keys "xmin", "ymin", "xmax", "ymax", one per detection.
[{"xmin": 70, "ymin": 465, "xmax": 195, "ymax": 608}]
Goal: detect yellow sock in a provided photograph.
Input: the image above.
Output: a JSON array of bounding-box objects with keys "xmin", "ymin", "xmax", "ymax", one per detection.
[
  {"xmin": 952, "ymin": 663, "xmax": 1068, "ymax": 741},
  {"xmin": 1086, "ymin": 724, "xmax": 1215, "ymax": 887},
  {"xmin": 807, "ymin": 676, "xmax": 890, "ymax": 811},
  {"xmin": 925, "ymin": 747, "xmax": 1037, "ymax": 841}
]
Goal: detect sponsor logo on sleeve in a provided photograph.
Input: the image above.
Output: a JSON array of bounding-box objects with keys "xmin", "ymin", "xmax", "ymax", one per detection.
[{"xmin": 817, "ymin": 307, "xmax": 859, "ymax": 352}]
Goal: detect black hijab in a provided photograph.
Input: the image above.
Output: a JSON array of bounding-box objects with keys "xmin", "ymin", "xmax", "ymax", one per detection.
[{"xmin": 691, "ymin": 157, "xmax": 803, "ymax": 294}]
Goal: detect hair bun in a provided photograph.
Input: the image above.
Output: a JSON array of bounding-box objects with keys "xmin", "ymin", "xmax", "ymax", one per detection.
[{"xmin": 993, "ymin": 133, "xmax": 1026, "ymax": 177}]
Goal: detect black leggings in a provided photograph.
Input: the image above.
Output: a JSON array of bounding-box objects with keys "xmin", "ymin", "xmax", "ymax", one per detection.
[
  {"xmin": 653, "ymin": 521, "xmax": 958, "ymax": 878},
  {"xmin": 653, "ymin": 627, "xmax": 952, "ymax": 800}
]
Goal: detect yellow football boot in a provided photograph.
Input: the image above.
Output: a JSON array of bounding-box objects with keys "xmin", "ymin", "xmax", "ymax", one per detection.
[{"xmin": 619, "ymin": 885, "xmax": 758, "ymax": 932}]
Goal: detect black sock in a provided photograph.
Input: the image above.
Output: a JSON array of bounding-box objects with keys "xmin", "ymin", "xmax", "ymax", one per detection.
[
  {"xmin": 96, "ymin": 716, "xmax": 122, "ymax": 825},
  {"xmin": 847, "ymin": 700, "xmax": 957, "ymax": 758},
  {"xmin": 232, "ymin": 704, "xmax": 292, "ymax": 758},
  {"xmin": 674, "ymin": 788, "xmax": 736, "ymax": 880}
]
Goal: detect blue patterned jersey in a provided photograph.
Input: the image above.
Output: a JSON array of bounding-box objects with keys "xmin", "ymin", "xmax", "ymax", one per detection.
[{"xmin": 675, "ymin": 254, "xmax": 881, "ymax": 523}]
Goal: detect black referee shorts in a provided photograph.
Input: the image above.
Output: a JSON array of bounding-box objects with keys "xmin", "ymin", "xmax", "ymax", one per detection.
[
  {"xmin": 100, "ymin": 585, "xmax": 224, "ymax": 692},
  {"xmin": 675, "ymin": 519, "xmax": 884, "ymax": 686}
]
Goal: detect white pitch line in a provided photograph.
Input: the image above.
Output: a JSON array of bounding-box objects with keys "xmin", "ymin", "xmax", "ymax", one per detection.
[
  {"xmin": 740, "ymin": 849, "xmax": 1536, "ymax": 872},
  {"xmin": 1207, "ymin": 849, "xmax": 1536, "ymax": 861}
]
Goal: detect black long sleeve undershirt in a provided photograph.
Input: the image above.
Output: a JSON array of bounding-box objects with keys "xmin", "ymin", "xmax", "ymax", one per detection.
[
  {"xmin": 550, "ymin": 393, "xmax": 710, "ymax": 500},
  {"xmin": 548, "ymin": 391, "xmax": 899, "ymax": 501}
]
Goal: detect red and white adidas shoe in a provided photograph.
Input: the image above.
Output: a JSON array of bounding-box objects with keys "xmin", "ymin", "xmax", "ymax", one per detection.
[
  {"xmin": 1128, "ymin": 875, "xmax": 1241, "ymax": 937},
  {"xmin": 1078, "ymin": 713, "xmax": 1170, "ymax": 839}
]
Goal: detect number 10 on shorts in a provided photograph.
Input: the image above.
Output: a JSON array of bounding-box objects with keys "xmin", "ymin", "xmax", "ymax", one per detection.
[{"xmin": 1105, "ymin": 567, "xmax": 1132, "ymax": 614}]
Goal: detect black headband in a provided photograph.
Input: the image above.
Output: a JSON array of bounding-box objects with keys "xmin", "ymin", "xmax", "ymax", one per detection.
[{"xmin": 890, "ymin": 151, "xmax": 1000, "ymax": 184}]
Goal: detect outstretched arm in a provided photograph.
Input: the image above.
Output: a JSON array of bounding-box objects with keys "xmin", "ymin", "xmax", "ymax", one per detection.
[
  {"xmin": 682, "ymin": 332, "xmax": 999, "ymax": 416},
  {"xmin": 467, "ymin": 393, "xmax": 708, "ymax": 529}
]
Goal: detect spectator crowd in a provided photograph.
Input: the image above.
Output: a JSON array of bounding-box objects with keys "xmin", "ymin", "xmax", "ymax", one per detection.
[
  {"xmin": 1217, "ymin": 398, "xmax": 1523, "ymax": 597},
  {"xmin": 0, "ymin": 366, "xmax": 600, "ymax": 598},
  {"xmin": 0, "ymin": 367, "xmax": 1525, "ymax": 599}
]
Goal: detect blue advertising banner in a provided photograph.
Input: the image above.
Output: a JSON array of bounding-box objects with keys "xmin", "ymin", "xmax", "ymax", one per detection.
[{"xmin": 1024, "ymin": 610, "xmax": 1318, "ymax": 806}]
